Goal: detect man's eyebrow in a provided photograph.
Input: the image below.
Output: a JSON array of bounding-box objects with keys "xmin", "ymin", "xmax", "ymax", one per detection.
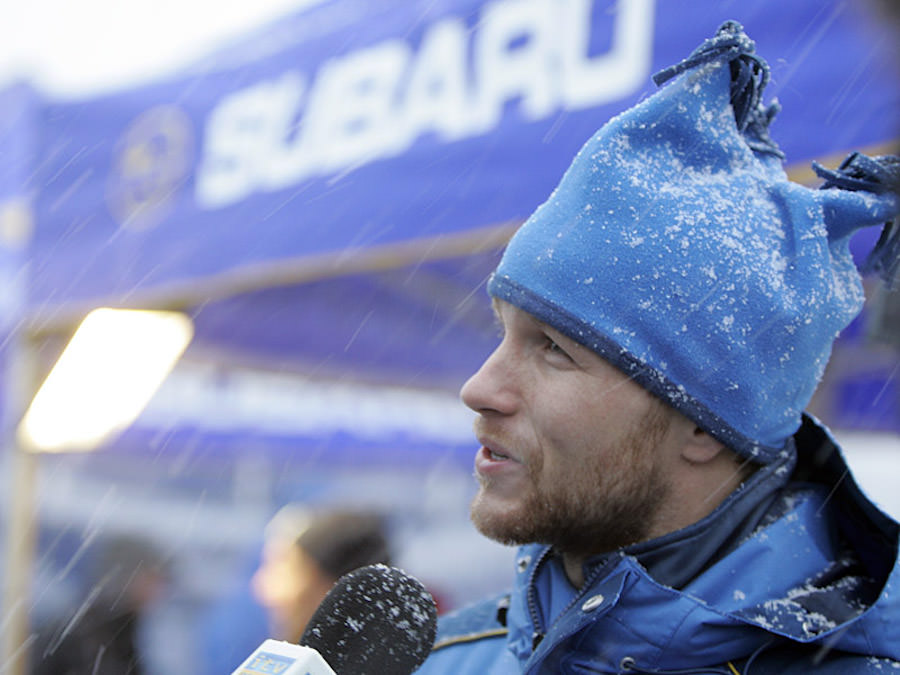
[
  {"xmin": 528, "ymin": 314, "xmax": 573, "ymax": 344},
  {"xmin": 490, "ymin": 299, "xmax": 573, "ymax": 342},
  {"xmin": 534, "ymin": 317, "xmax": 583, "ymax": 351}
]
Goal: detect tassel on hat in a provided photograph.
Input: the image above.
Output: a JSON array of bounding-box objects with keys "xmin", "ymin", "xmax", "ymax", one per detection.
[
  {"xmin": 813, "ymin": 152, "xmax": 900, "ymax": 289},
  {"xmin": 488, "ymin": 21, "xmax": 900, "ymax": 463}
]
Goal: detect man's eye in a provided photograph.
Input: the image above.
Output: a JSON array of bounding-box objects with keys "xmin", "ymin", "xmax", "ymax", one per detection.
[{"xmin": 545, "ymin": 337, "xmax": 570, "ymax": 360}]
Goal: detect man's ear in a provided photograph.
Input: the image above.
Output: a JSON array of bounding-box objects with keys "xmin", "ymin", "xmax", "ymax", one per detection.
[{"xmin": 681, "ymin": 427, "xmax": 726, "ymax": 465}]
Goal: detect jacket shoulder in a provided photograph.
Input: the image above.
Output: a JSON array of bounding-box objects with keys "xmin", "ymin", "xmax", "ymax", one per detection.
[
  {"xmin": 415, "ymin": 593, "xmax": 512, "ymax": 675},
  {"xmin": 432, "ymin": 592, "xmax": 509, "ymax": 650}
]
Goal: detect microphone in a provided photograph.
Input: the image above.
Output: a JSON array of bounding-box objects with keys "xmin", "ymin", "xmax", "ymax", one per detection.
[
  {"xmin": 232, "ymin": 564, "xmax": 438, "ymax": 675},
  {"xmin": 300, "ymin": 563, "xmax": 438, "ymax": 674}
]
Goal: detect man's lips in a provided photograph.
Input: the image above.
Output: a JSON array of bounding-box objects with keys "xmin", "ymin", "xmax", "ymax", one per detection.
[
  {"xmin": 484, "ymin": 446, "xmax": 510, "ymax": 461},
  {"xmin": 476, "ymin": 435, "xmax": 518, "ymax": 463},
  {"xmin": 474, "ymin": 436, "xmax": 525, "ymax": 478}
]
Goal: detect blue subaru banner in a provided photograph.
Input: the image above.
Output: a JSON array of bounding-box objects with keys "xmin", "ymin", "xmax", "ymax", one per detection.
[{"xmin": 21, "ymin": 0, "xmax": 898, "ymax": 313}]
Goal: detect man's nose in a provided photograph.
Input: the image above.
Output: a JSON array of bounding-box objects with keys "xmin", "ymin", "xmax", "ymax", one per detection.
[{"xmin": 460, "ymin": 343, "xmax": 518, "ymax": 415}]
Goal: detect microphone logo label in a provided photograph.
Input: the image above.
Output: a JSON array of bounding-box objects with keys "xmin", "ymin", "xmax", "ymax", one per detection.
[{"xmin": 238, "ymin": 651, "xmax": 294, "ymax": 674}]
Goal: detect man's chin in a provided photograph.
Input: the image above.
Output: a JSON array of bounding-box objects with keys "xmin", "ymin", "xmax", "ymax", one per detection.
[{"xmin": 470, "ymin": 493, "xmax": 535, "ymax": 547}]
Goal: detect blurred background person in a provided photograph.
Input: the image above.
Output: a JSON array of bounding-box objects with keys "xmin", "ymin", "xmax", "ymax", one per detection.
[
  {"xmin": 29, "ymin": 534, "xmax": 170, "ymax": 675},
  {"xmin": 250, "ymin": 505, "xmax": 393, "ymax": 643}
]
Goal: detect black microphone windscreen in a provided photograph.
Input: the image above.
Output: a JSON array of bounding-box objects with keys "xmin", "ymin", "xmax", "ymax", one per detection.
[{"xmin": 299, "ymin": 563, "xmax": 438, "ymax": 675}]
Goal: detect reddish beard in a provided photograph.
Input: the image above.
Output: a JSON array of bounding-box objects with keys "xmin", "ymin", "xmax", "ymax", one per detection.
[{"xmin": 470, "ymin": 400, "xmax": 672, "ymax": 558}]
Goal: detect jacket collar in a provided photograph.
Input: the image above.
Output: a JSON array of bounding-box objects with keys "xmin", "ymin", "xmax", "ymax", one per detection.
[{"xmin": 505, "ymin": 416, "xmax": 900, "ymax": 667}]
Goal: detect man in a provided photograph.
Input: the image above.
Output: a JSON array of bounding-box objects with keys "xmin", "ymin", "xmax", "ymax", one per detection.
[
  {"xmin": 417, "ymin": 21, "xmax": 899, "ymax": 674},
  {"xmin": 30, "ymin": 535, "xmax": 170, "ymax": 675},
  {"xmin": 251, "ymin": 505, "xmax": 393, "ymax": 643}
]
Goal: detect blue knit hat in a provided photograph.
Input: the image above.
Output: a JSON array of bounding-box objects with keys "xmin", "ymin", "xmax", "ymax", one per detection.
[{"xmin": 488, "ymin": 21, "xmax": 900, "ymax": 463}]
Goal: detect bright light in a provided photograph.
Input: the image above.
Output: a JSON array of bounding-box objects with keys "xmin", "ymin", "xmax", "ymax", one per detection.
[
  {"xmin": 0, "ymin": 0, "xmax": 325, "ymax": 97},
  {"xmin": 18, "ymin": 308, "xmax": 193, "ymax": 452}
]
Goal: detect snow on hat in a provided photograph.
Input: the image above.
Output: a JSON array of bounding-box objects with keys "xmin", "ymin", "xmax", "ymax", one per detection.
[{"xmin": 488, "ymin": 21, "xmax": 900, "ymax": 463}]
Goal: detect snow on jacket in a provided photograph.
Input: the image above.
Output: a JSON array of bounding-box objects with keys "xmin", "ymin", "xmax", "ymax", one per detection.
[{"xmin": 417, "ymin": 416, "xmax": 900, "ymax": 674}]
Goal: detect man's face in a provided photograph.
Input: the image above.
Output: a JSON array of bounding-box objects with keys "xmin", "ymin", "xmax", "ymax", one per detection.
[
  {"xmin": 461, "ymin": 300, "xmax": 674, "ymax": 557},
  {"xmin": 251, "ymin": 539, "xmax": 335, "ymax": 643}
]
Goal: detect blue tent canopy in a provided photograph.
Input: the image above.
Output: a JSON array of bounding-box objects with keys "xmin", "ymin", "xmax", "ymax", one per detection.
[{"xmin": 7, "ymin": 0, "xmax": 900, "ymax": 430}]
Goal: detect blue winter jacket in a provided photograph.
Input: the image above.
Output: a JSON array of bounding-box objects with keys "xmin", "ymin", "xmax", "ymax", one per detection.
[{"xmin": 417, "ymin": 416, "xmax": 900, "ymax": 674}]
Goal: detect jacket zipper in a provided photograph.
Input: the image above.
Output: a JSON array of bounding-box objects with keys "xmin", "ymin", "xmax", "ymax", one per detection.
[
  {"xmin": 525, "ymin": 547, "xmax": 553, "ymax": 650},
  {"xmin": 526, "ymin": 549, "xmax": 619, "ymax": 653}
]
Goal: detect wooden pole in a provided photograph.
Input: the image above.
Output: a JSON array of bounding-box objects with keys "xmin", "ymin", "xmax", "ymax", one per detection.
[{"xmin": 1, "ymin": 334, "xmax": 39, "ymax": 675}]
